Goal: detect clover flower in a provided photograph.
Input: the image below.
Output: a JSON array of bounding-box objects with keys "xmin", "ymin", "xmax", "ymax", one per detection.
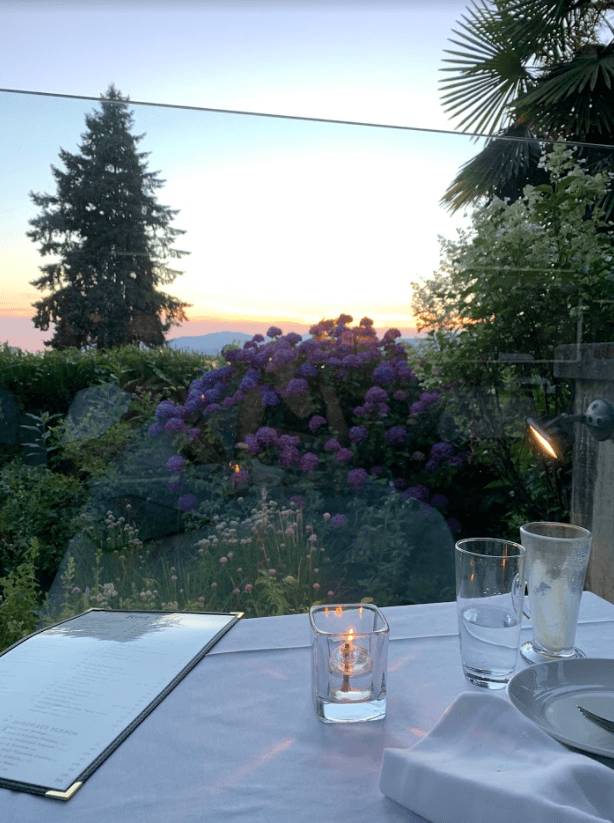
[
  {"xmin": 385, "ymin": 425, "xmax": 406, "ymax": 445},
  {"xmin": 348, "ymin": 468, "xmax": 368, "ymax": 489},
  {"xmin": 330, "ymin": 514, "xmax": 347, "ymax": 529},
  {"xmin": 244, "ymin": 583, "xmax": 253, "ymax": 593},
  {"xmin": 308, "ymin": 415, "xmax": 327, "ymax": 432},
  {"xmin": 299, "ymin": 452, "xmax": 319, "ymax": 472}
]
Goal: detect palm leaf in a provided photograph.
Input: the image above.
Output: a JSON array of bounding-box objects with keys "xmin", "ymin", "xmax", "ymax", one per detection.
[
  {"xmin": 516, "ymin": 44, "xmax": 614, "ymax": 138},
  {"xmin": 440, "ymin": 0, "xmax": 535, "ymax": 135},
  {"xmin": 497, "ymin": 0, "xmax": 603, "ymax": 63},
  {"xmin": 440, "ymin": 124, "xmax": 548, "ymax": 212}
]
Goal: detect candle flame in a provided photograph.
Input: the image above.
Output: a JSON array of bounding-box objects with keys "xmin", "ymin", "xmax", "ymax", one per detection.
[
  {"xmin": 335, "ymin": 606, "xmax": 343, "ymax": 618},
  {"xmin": 359, "ymin": 606, "xmax": 363, "ymax": 618},
  {"xmin": 228, "ymin": 462, "xmax": 242, "ymax": 473}
]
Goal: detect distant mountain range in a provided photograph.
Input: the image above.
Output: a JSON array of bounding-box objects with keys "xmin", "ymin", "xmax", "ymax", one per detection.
[
  {"xmin": 167, "ymin": 331, "xmax": 425, "ymax": 355},
  {"xmin": 167, "ymin": 331, "xmax": 253, "ymax": 355}
]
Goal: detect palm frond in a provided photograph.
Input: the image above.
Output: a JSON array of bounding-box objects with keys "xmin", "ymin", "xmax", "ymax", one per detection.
[
  {"xmin": 516, "ymin": 44, "xmax": 614, "ymax": 138},
  {"xmin": 497, "ymin": 1, "xmax": 604, "ymax": 63},
  {"xmin": 440, "ymin": 0, "xmax": 535, "ymax": 135},
  {"xmin": 440, "ymin": 125, "xmax": 548, "ymax": 212}
]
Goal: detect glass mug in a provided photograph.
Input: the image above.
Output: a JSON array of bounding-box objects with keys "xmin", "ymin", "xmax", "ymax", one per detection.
[{"xmin": 519, "ymin": 522, "xmax": 592, "ymax": 664}]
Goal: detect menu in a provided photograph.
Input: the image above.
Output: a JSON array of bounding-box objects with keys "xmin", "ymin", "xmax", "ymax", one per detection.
[{"xmin": 0, "ymin": 608, "xmax": 241, "ymax": 800}]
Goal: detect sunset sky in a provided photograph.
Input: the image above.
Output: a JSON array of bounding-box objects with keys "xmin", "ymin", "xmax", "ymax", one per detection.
[{"xmin": 1, "ymin": 0, "xmax": 476, "ymax": 351}]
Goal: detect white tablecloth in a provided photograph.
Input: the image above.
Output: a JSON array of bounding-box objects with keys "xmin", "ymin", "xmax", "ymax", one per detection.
[{"xmin": 3, "ymin": 593, "xmax": 614, "ymax": 823}]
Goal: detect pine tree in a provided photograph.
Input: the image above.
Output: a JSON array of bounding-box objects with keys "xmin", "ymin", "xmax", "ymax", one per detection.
[{"xmin": 28, "ymin": 85, "xmax": 190, "ymax": 349}]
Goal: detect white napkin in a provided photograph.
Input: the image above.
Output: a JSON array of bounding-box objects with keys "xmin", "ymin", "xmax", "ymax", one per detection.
[{"xmin": 379, "ymin": 691, "xmax": 614, "ymax": 823}]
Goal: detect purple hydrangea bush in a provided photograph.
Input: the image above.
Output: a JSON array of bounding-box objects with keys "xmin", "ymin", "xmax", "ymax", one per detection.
[{"xmin": 151, "ymin": 314, "xmax": 465, "ymax": 524}]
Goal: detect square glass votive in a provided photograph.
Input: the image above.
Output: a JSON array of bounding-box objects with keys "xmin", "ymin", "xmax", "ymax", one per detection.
[{"xmin": 309, "ymin": 603, "xmax": 389, "ymax": 723}]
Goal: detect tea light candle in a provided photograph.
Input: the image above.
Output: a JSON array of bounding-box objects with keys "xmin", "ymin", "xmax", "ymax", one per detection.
[{"xmin": 329, "ymin": 628, "xmax": 373, "ymax": 692}]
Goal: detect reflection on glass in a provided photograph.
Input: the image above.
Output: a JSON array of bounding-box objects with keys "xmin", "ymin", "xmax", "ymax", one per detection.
[{"xmin": 0, "ymin": 87, "xmax": 612, "ymax": 641}]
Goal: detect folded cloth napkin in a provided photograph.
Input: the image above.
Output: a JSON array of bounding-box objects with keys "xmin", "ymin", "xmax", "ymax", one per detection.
[{"xmin": 379, "ymin": 691, "xmax": 614, "ymax": 823}]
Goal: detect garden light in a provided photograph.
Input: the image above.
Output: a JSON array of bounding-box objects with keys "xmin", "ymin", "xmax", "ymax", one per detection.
[{"xmin": 527, "ymin": 397, "xmax": 614, "ymax": 459}]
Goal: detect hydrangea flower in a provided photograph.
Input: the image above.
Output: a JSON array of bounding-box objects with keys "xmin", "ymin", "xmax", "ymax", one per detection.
[
  {"xmin": 330, "ymin": 514, "xmax": 347, "ymax": 529},
  {"xmin": 385, "ymin": 425, "xmax": 406, "ymax": 445},
  {"xmin": 364, "ymin": 386, "xmax": 387, "ymax": 405},
  {"xmin": 299, "ymin": 452, "xmax": 319, "ymax": 472},
  {"xmin": 308, "ymin": 415, "xmax": 327, "ymax": 432},
  {"xmin": 393, "ymin": 478, "xmax": 407, "ymax": 489},
  {"xmin": 348, "ymin": 468, "xmax": 368, "ymax": 489},
  {"xmin": 372, "ymin": 363, "xmax": 395, "ymax": 384},
  {"xmin": 403, "ymin": 484, "xmax": 429, "ymax": 502},
  {"xmin": 425, "ymin": 459, "xmax": 439, "ymax": 471},
  {"xmin": 335, "ymin": 448, "xmax": 353, "ymax": 463},
  {"xmin": 342, "ymin": 354, "xmax": 361, "ymax": 368},
  {"xmin": 324, "ymin": 438, "xmax": 342, "ymax": 451},
  {"xmin": 349, "ymin": 425, "xmax": 368, "ymax": 443},
  {"xmin": 447, "ymin": 455, "xmax": 465, "ymax": 468},
  {"xmin": 242, "ymin": 433, "xmax": 261, "ymax": 455},
  {"xmin": 231, "ymin": 470, "xmax": 249, "ymax": 484},
  {"xmin": 284, "ymin": 378, "xmax": 309, "ymax": 396},
  {"xmin": 298, "ymin": 363, "xmax": 318, "ymax": 377},
  {"xmin": 204, "ymin": 403, "xmax": 222, "ymax": 415},
  {"xmin": 166, "ymin": 455, "xmax": 186, "ymax": 472},
  {"xmin": 149, "ymin": 422, "xmax": 164, "ymax": 437},
  {"xmin": 177, "ymin": 494, "xmax": 197, "ymax": 512},
  {"xmin": 285, "ymin": 332, "xmax": 302, "ymax": 345},
  {"xmin": 393, "ymin": 390, "xmax": 407, "ymax": 401},
  {"xmin": 261, "ymin": 388, "xmax": 280, "ymax": 407},
  {"xmin": 430, "ymin": 442, "xmax": 454, "ymax": 459},
  {"xmin": 266, "ymin": 326, "xmax": 282, "ymax": 338},
  {"xmin": 370, "ymin": 466, "xmax": 383, "ymax": 475},
  {"xmin": 165, "ymin": 417, "xmax": 185, "ymax": 433},
  {"xmin": 382, "ymin": 328, "xmax": 401, "ymax": 342},
  {"xmin": 255, "ymin": 426, "xmax": 278, "ymax": 447},
  {"xmin": 279, "ymin": 446, "xmax": 300, "ymax": 467},
  {"xmin": 447, "ymin": 518, "xmax": 461, "ymax": 533}
]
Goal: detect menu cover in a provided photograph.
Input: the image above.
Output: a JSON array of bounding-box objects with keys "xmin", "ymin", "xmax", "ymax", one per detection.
[{"xmin": 0, "ymin": 608, "xmax": 242, "ymax": 800}]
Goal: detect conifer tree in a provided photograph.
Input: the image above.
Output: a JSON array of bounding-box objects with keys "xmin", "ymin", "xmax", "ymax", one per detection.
[{"xmin": 28, "ymin": 85, "xmax": 190, "ymax": 349}]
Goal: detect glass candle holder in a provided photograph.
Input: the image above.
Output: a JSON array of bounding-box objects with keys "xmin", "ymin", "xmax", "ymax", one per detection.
[{"xmin": 309, "ymin": 603, "xmax": 389, "ymax": 723}]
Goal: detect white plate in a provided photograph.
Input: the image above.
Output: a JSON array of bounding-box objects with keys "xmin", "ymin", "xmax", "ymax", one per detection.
[{"xmin": 507, "ymin": 658, "xmax": 614, "ymax": 757}]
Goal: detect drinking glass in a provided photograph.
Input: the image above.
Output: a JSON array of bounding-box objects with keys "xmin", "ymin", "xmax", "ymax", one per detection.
[
  {"xmin": 455, "ymin": 538, "xmax": 526, "ymax": 689},
  {"xmin": 309, "ymin": 603, "xmax": 389, "ymax": 723},
  {"xmin": 519, "ymin": 522, "xmax": 592, "ymax": 663}
]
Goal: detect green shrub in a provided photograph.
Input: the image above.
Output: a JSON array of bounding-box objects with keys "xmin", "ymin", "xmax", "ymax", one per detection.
[{"xmin": 0, "ymin": 460, "xmax": 87, "ymax": 590}]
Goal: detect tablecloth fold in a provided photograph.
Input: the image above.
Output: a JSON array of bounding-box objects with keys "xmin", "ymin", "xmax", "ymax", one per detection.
[{"xmin": 379, "ymin": 691, "xmax": 614, "ymax": 823}]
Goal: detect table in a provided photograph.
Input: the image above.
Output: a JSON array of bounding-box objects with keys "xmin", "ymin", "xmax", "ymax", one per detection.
[{"xmin": 3, "ymin": 592, "xmax": 614, "ymax": 823}]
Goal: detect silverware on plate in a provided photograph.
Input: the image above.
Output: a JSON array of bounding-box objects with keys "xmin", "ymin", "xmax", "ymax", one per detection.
[{"xmin": 577, "ymin": 705, "xmax": 614, "ymax": 734}]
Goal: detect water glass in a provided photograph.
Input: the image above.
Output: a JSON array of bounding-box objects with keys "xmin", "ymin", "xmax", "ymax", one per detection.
[
  {"xmin": 455, "ymin": 538, "xmax": 526, "ymax": 689},
  {"xmin": 519, "ymin": 522, "xmax": 592, "ymax": 663},
  {"xmin": 309, "ymin": 603, "xmax": 389, "ymax": 723}
]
